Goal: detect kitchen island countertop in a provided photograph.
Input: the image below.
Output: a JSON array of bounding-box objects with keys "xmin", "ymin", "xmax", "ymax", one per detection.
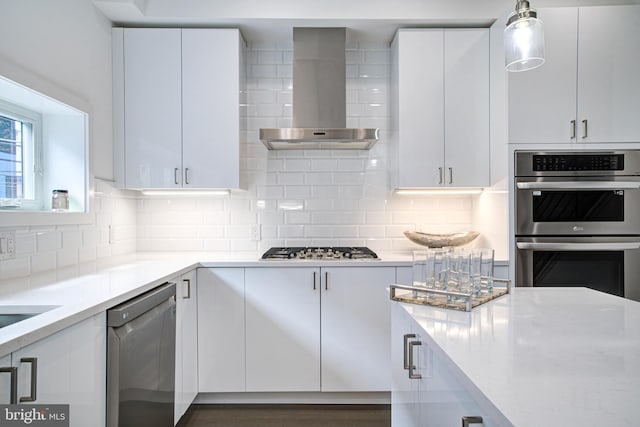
[{"xmin": 394, "ymin": 287, "xmax": 640, "ymax": 427}]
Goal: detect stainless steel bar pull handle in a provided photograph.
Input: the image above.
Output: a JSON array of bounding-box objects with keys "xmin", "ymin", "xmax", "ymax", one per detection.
[
  {"xmin": 462, "ymin": 416, "xmax": 484, "ymax": 426},
  {"xmin": 174, "ymin": 167, "xmax": 180, "ymax": 185},
  {"xmin": 19, "ymin": 357, "xmax": 37, "ymax": 402},
  {"xmin": 438, "ymin": 167, "xmax": 443, "ymax": 184},
  {"xmin": 582, "ymin": 119, "xmax": 588, "ymax": 139},
  {"xmin": 324, "ymin": 271, "xmax": 328, "ymax": 290},
  {"xmin": 0, "ymin": 367, "xmax": 18, "ymax": 404},
  {"xmin": 185, "ymin": 168, "xmax": 190, "ymax": 185},
  {"xmin": 408, "ymin": 341, "xmax": 422, "ymax": 379},
  {"xmin": 571, "ymin": 120, "xmax": 576, "ymax": 139},
  {"xmin": 313, "ymin": 271, "xmax": 317, "ymax": 290},
  {"xmin": 449, "ymin": 167, "xmax": 453, "ymax": 184},
  {"xmin": 403, "ymin": 333, "xmax": 416, "ymax": 369},
  {"xmin": 183, "ymin": 278, "xmax": 191, "ymax": 299}
]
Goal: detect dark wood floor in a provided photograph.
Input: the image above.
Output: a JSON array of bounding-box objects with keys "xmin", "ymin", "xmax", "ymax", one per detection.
[{"xmin": 177, "ymin": 404, "xmax": 391, "ymax": 427}]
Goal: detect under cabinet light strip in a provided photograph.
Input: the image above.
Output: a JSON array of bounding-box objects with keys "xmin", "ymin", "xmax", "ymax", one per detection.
[
  {"xmin": 141, "ymin": 190, "xmax": 230, "ymax": 196},
  {"xmin": 394, "ymin": 188, "xmax": 484, "ymax": 195}
]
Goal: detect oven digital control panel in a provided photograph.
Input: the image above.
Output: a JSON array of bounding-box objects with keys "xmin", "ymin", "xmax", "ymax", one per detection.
[{"xmin": 532, "ymin": 154, "xmax": 624, "ymax": 172}]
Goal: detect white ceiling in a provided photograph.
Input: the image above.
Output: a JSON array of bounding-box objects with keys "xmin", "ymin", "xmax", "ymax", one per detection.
[{"xmin": 93, "ymin": 0, "xmax": 640, "ymax": 42}]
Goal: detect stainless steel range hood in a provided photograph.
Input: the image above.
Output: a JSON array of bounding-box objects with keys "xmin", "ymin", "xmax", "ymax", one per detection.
[{"xmin": 260, "ymin": 28, "xmax": 379, "ymax": 150}]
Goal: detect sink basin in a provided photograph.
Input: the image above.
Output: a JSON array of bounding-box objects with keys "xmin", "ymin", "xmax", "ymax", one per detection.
[{"xmin": 0, "ymin": 305, "xmax": 60, "ymax": 329}]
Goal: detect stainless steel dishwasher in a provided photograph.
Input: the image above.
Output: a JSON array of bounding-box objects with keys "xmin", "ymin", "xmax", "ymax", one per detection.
[{"xmin": 107, "ymin": 282, "xmax": 176, "ymax": 427}]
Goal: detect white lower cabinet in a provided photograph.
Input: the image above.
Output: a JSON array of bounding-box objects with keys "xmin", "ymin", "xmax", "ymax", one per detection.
[
  {"xmin": 320, "ymin": 267, "xmax": 395, "ymax": 392},
  {"xmin": 0, "ymin": 313, "xmax": 106, "ymax": 427},
  {"xmin": 198, "ymin": 266, "xmax": 396, "ymax": 394},
  {"xmin": 245, "ymin": 267, "xmax": 321, "ymax": 392},
  {"xmin": 175, "ymin": 269, "xmax": 198, "ymax": 425},
  {"xmin": 392, "ymin": 303, "xmax": 496, "ymax": 426},
  {"xmin": 197, "ymin": 268, "xmax": 246, "ymax": 392}
]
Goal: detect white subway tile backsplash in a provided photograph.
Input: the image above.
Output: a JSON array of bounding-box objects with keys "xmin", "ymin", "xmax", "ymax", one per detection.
[
  {"xmin": 257, "ymin": 185, "xmax": 284, "ymax": 199},
  {"xmin": 0, "ymin": 256, "xmax": 30, "ymax": 278},
  {"xmin": 284, "ymin": 159, "xmax": 311, "ymax": 171},
  {"xmin": 14, "ymin": 231, "xmax": 36, "ymax": 255},
  {"xmin": 36, "ymin": 231, "xmax": 62, "ymax": 252},
  {"xmin": 364, "ymin": 50, "xmax": 390, "ymax": 64},
  {"xmin": 277, "ymin": 172, "xmax": 305, "ymax": 185},
  {"xmin": 78, "ymin": 247, "xmax": 97, "ymax": 263},
  {"xmin": 284, "ymin": 186, "xmax": 310, "ymax": 199},
  {"xmin": 276, "ymin": 65, "xmax": 292, "ymax": 78},
  {"xmin": 278, "ymin": 225, "xmax": 304, "ymax": 238},
  {"xmin": 57, "ymin": 248, "xmax": 79, "ymax": 268},
  {"xmin": 230, "ymin": 240, "xmax": 257, "ymax": 252},
  {"xmin": 251, "ymin": 64, "xmax": 278, "ymax": 78},
  {"xmin": 358, "ymin": 225, "xmax": 386, "ymax": 238},
  {"xmin": 203, "ymin": 239, "xmax": 230, "ymax": 252},
  {"xmin": 311, "ymin": 159, "xmax": 339, "ymax": 172},
  {"xmin": 257, "ymin": 50, "xmax": 282, "ymax": 64},
  {"xmin": 304, "ymin": 199, "xmax": 333, "ymax": 211},
  {"xmin": 30, "ymin": 252, "xmax": 57, "ymax": 274}
]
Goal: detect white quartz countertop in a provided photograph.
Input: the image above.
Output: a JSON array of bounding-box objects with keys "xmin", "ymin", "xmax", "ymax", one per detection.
[
  {"xmin": 0, "ymin": 251, "xmax": 424, "ymax": 356},
  {"xmin": 396, "ymin": 288, "xmax": 640, "ymax": 427}
]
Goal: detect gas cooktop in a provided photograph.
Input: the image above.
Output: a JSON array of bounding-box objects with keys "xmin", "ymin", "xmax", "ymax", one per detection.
[{"xmin": 261, "ymin": 247, "xmax": 379, "ymax": 260}]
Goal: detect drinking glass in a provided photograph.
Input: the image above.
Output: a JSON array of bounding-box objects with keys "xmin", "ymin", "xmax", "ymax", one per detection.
[
  {"xmin": 412, "ymin": 250, "xmax": 429, "ymax": 288},
  {"xmin": 470, "ymin": 248, "xmax": 483, "ymax": 296},
  {"xmin": 432, "ymin": 248, "xmax": 450, "ymax": 291},
  {"xmin": 451, "ymin": 248, "xmax": 472, "ymax": 294},
  {"xmin": 479, "ymin": 248, "xmax": 495, "ymax": 292}
]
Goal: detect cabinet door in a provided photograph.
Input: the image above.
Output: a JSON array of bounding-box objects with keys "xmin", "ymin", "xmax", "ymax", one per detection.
[
  {"xmin": 444, "ymin": 29, "xmax": 490, "ymax": 187},
  {"xmin": 124, "ymin": 28, "xmax": 182, "ymax": 188},
  {"xmin": 394, "ymin": 30, "xmax": 445, "ymax": 188},
  {"xmin": 11, "ymin": 313, "xmax": 106, "ymax": 427},
  {"xmin": 182, "ymin": 29, "xmax": 242, "ymax": 189},
  {"xmin": 197, "ymin": 268, "xmax": 245, "ymax": 392},
  {"xmin": 391, "ymin": 303, "xmax": 422, "ymax": 427},
  {"xmin": 508, "ymin": 8, "xmax": 579, "ymax": 144},
  {"xmin": 420, "ymin": 341, "xmax": 496, "ymax": 427},
  {"xmin": 321, "ymin": 267, "xmax": 395, "ymax": 391},
  {"xmin": 577, "ymin": 6, "xmax": 640, "ymax": 142},
  {"xmin": 175, "ymin": 270, "xmax": 198, "ymax": 424},
  {"xmin": 245, "ymin": 267, "xmax": 320, "ymax": 392}
]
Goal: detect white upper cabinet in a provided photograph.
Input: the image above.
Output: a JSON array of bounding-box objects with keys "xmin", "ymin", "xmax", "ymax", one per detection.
[
  {"xmin": 182, "ymin": 29, "xmax": 244, "ymax": 189},
  {"xmin": 122, "ymin": 28, "xmax": 182, "ymax": 189},
  {"xmin": 113, "ymin": 27, "xmax": 245, "ymax": 189},
  {"xmin": 508, "ymin": 8, "xmax": 578, "ymax": 144},
  {"xmin": 577, "ymin": 6, "xmax": 640, "ymax": 143},
  {"xmin": 509, "ymin": 5, "xmax": 640, "ymax": 143},
  {"xmin": 392, "ymin": 29, "xmax": 489, "ymax": 188},
  {"xmin": 444, "ymin": 29, "xmax": 490, "ymax": 187}
]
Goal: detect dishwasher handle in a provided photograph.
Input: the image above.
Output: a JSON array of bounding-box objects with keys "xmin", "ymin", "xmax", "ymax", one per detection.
[{"xmin": 107, "ymin": 282, "xmax": 176, "ymax": 327}]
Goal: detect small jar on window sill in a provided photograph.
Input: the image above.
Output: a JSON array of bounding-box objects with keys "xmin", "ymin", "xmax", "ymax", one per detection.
[{"xmin": 51, "ymin": 189, "xmax": 69, "ymax": 211}]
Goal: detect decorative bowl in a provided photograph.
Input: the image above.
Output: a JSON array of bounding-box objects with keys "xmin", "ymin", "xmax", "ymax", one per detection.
[{"xmin": 403, "ymin": 230, "xmax": 480, "ymax": 248}]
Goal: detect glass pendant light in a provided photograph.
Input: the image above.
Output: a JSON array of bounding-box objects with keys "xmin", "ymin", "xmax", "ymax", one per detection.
[{"xmin": 504, "ymin": 0, "xmax": 545, "ymax": 72}]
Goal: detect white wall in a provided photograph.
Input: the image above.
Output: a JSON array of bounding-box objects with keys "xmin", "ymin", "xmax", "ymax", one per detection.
[{"xmin": 0, "ymin": 0, "xmax": 114, "ymax": 181}]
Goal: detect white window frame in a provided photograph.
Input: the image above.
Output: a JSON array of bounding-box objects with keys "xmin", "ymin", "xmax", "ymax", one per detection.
[{"xmin": 0, "ymin": 98, "xmax": 43, "ymax": 210}]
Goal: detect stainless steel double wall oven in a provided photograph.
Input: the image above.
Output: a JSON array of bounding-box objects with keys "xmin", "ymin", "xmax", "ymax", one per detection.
[{"xmin": 515, "ymin": 150, "xmax": 640, "ymax": 301}]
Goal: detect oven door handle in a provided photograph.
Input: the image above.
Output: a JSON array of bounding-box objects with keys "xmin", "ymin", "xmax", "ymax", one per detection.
[
  {"xmin": 516, "ymin": 181, "xmax": 640, "ymax": 190},
  {"xmin": 516, "ymin": 242, "xmax": 640, "ymax": 251}
]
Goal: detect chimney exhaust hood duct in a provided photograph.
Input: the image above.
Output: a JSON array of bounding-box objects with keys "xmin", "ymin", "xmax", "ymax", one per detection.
[{"xmin": 260, "ymin": 28, "xmax": 379, "ymax": 150}]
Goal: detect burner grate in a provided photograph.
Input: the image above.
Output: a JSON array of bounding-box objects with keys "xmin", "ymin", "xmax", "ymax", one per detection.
[{"xmin": 261, "ymin": 247, "xmax": 379, "ymax": 260}]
